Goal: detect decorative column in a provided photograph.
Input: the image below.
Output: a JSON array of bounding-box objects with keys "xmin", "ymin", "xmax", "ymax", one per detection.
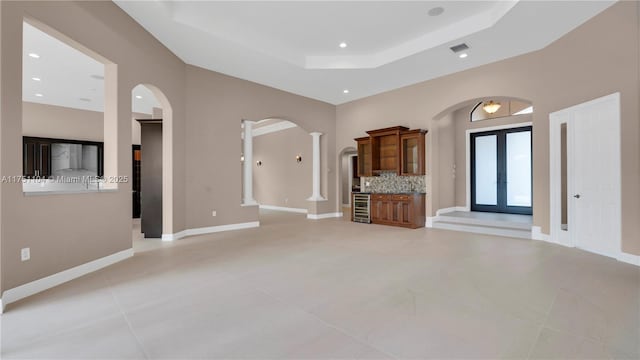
[
  {"xmin": 307, "ymin": 132, "xmax": 326, "ymax": 201},
  {"xmin": 242, "ymin": 120, "xmax": 257, "ymax": 205}
]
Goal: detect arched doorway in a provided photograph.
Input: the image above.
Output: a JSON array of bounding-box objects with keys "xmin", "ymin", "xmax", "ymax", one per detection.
[
  {"xmin": 241, "ymin": 118, "xmax": 316, "ymax": 223},
  {"xmin": 428, "ymin": 96, "xmax": 534, "ymax": 237},
  {"xmin": 337, "ymin": 146, "xmax": 358, "ymax": 218},
  {"xmin": 131, "ymin": 84, "xmax": 173, "ymax": 240}
]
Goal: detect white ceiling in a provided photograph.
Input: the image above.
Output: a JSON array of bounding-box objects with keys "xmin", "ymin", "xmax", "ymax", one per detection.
[
  {"xmin": 22, "ymin": 22, "xmax": 161, "ymax": 114},
  {"xmin": 114, "ymin": 1, "xmax": 615, "ymax": 105}
]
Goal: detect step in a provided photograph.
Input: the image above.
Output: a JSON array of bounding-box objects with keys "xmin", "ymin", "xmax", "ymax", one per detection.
[
  {"xmin": 431, "ymin": 220, "xmax": 532, "ymax": 239},
  {"xmin": 437, "ymin": 214, "xmax": 531, "ymax": 231}
]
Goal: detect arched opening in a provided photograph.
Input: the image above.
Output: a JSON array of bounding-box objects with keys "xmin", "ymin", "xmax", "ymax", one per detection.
[
  {"xmin": 131, "ymin": 84, "xmax": 173, "ymax": 241},
  {"xmin": 428, "ymin": 96, "xmax": 534, "ymax": 237},
  {"xmin": 337, "ymin": 146, "xmax": 358, "ymax": 218},
  {"xmin": 241, "ymin": 118, "xmax": 317, "ymax": 224}
]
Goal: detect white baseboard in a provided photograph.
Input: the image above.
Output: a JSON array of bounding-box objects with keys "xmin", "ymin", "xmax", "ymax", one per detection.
[
  {"xmin": 426, "ymin": 216, "xmax": 435, "ymax": 228},
  {"xmin": 617, "ymin": 252, "xmax": 640, "ymax": 266},
  {"xmin": 162, "ymin": 221, "xmax": 260, "ymax": 241},
  {"xmin": 259, "ymin": 204, "xmax": 308, "ymax": 214},
  {"xmin": 435, "ymin": 207, "xmax": 467, "ymax": 216},
  {"xmin": 531, "ymin": 226, "xmax": 550, "ymax": 241},
  {"xmin": 307, "ymin": 212, "xmax": 343, "ymax": 220},
  {"xmin": 1, "ymin": 248, "xmax": 133, "ymax": 313}
]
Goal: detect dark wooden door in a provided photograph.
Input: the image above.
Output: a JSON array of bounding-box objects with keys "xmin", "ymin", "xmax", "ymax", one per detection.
[
  {"xmin": 132, "ymin": 145, "xmax": 141, "ymax": 218},
  {"xmin": 140, "ymin": 123, "xmax": 163, "ymax": 238}
]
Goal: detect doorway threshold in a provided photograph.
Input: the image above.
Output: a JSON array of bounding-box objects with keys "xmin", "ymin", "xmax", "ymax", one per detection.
[{"xmin": 431, "ymin": 211, "xmax": 532, "ymax": 239}]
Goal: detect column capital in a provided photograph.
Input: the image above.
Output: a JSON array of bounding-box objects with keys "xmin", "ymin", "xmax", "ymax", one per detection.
[{"xmin": 309, "ymin": 131, "xmax": 323, "ymax": 137}]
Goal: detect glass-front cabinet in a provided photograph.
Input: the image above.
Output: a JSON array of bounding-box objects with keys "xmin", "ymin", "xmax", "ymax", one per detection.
[
  {"xmin": 400, "ymin": 130, "xmax": 426, "ymax": 175},
  {"xmin": 356, "ymin": 137, "xmax": 372, "ymax": 177}
]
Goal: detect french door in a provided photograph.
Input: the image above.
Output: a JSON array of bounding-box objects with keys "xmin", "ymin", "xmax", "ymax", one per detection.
[{"xmin": 471, "ymin": 126, "xmax": 532, "ymax": 214}]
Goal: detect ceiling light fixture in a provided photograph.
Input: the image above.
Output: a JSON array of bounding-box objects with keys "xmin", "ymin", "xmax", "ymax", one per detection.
[
  {"xmin": 28, "ymin": 53, "xmax": 40, "ymax": 59},
  {"xmin": 339, "ymin": 42, "xmax": 347, "ymax": 48},
  {"xmin": 35, "ymin": 93, "xmax": 43, "ymax": 97},
  {"xmin": 428, "ymin": 7, "xmax": 445, "ymax": 17},
  {"xmin": 482, "ymin": 100, "xmax": 501, "ymax": 114},
  {"xmin": 343, "ymin": 89, "xmax": 350, "ymax": 94},
  {"xmin": 135, "ymin": 95, "xmax": 143, "ymax": 99},
  {"xmin": 31, "ymin": 77, "xmax": 41, "ymax": 81},
  {"xmin": 459, "ymin": 53, "xmax": 468, "ymax": 59}
]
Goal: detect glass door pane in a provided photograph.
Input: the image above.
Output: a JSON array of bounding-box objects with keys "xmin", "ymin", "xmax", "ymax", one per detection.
[
  {"xmin": 402, "ymin": 137, "xmax": 418, "ymax": 174},
  {"xmin": 506, "ymin": 131, "xmax": 532, "ymax": 207},
  {"xmin": 474, "ymin": 135, "xmax": 497, "ymax": 205}
]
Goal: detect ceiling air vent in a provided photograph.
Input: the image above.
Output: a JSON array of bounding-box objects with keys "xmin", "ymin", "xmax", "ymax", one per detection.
[{"xmin": 450, "ymin": 43, "xmax": 469, "ymax": 53}]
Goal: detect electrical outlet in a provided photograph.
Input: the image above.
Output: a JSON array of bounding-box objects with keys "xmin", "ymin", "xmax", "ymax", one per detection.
[
  {"xmin": 21, "ymin": 247, "xmax": 30, "ymax": 261},
  {"xmin": 211, "ymin": 210, "xmax": 217, "ymax": 217}
]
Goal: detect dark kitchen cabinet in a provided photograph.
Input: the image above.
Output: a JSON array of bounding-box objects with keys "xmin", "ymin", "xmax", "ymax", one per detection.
[
  {"xmin": 23, "ymin": 137, "xmax": 104, "ymax": 179},
  {"xmin": 23, "ymin": 138, "xmax": 51, "ymax": 178}
]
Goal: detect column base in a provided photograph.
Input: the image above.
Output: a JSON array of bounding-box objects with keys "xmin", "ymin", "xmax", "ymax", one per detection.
[{"xmin": 306, "ymin": 196, "xmax": 327, "ymax": 201}]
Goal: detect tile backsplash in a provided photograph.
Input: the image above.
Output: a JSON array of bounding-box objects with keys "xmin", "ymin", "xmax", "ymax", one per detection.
[{"xmin": 361, "ymin": 172, "xmax": 426, "ymax": 193}]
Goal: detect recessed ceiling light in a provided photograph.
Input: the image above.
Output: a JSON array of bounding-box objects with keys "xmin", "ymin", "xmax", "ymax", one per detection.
[
  {"xmin": 79, "ymin": 98, "xmax": 91, "ymax": 102},
  {"xmin": 135, "ymin": 95, "xmax": 143, "ymax": 99},
  {"xmin": 343, "ymin": 89, "xmax": 350, "ymax": 94},
  {"xmin": 31, "ymin": 77, "xmax": 41, "ymax": 81},
  {"xmin": 35, "ymin": 93, "xmax": 43, "ymax": 97},
  {"xmin": 428, "ymin": 7, "xmax": 445, "ymax": 17},
  {"xmin": 90, "ymin": 74, "xmax": 104, "ymax": 80},
  {"xmin": 339, "ymin": 42, "xmax": 347, "ymax": 48},
  {"xmin": 28, "ymin": 53, "xmax": 40, "ymax": 59},
  {"xmin": 459, "ymin": 53, "xmax": 468, "ymax": 59}
]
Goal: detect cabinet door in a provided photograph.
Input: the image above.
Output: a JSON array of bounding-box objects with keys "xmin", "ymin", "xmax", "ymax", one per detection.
[
  {"xmin": 39, "ymin": 143, "xmax": 51, "ymax": 178},
  {"xmin": 370, "ymin": 198, "xmax": 380, "ymax": 221},
  {"xmin": 401, "ymin": 132, "xmax": 425, "ymax": 175},
  {"xmin": 398, "ymin": 201, "xmax": 413, "ymax": 226},
  {"xmin": 357, "ymin": 140, "xmax": 372, "ymax": 177},
  {"xmin": 24, "ymin": 141, "xmax": 37, "ymax": 177}
]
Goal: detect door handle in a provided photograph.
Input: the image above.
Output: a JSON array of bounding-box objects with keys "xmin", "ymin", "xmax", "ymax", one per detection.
[{"xmin": 574, "ymin": 194, "xmax": 581, "ymax": 199}]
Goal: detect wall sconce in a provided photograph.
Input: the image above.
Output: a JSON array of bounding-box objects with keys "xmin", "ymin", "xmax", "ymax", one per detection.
[
  {"xmin": 240, "ymin": 154, "xmax": 245, "ymax": 162},
  {"xmin": 256, "ymin": 160, "xmax": 262, "ymax": 166},
  {"xmin": 482, "ymin": 100, "xmax": 502, "ymax": 114},
  {"xmin": 295, "ymin": 154, "xmax": 302, "ymax": 163}
]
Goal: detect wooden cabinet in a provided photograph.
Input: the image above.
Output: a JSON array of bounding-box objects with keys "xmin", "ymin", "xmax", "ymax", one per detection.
[
  {"xmin": 23, "ymin": 138, "xmax": 51, "ymax": 178},
  {"xmin": 367, "ymin": 126, "xmax": 407, "ymax": 175},
  {"xmin": 356, "ymin": 126, "xmax": 426, "ymax": 176},
  {"xmin": 401, "ymin": 130, "xmax": 426, "ymax": 175},
  {"xmin": 355, "ymin": 137, "xmax": 372, "ymax": 177},
  {"xmin": 369, "ymin": 193, "xmax": 425, "ymax": 228}
]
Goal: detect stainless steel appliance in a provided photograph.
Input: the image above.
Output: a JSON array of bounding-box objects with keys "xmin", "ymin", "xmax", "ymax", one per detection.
[{"xmin": 352, "ymin": 193, "xmax": 371, "ymax": 223}]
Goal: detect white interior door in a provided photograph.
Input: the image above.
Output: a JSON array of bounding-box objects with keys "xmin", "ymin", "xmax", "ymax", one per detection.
[{"xmin": 550, "ymin": 93, "xmax": 621, "ymax": 258}]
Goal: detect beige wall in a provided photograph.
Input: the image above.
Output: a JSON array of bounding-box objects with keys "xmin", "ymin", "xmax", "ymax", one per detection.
[
  {"xmin": 23, "ymin": 102, "xmax": 103, "ymax": 141},
  {"xmin": 23, "ymin": 102, "xmax": 145, "ymax": 144},
  {"xmin": 336, "ymin": 2, "xmax": 640, "ymax": 255},
  {"xmin": 253, "ymin": 126, "xmax": 312, "ymax": 210},
  {"xmin": 1, "ymin": 1, "xmax": 187, "ymax": 292},
  {"xmin": 184, "ymin": 65, "xmax": 336, "ymax": 230},
  {"xmin": 1, "ymin": 2, "xmax": 338, "ymax": 294}
]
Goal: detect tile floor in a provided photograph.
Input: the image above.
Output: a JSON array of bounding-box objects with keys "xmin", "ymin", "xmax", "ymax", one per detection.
[{"xmin": 2, "ymin": 210, "xmax": 639, "ymax": 359}]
